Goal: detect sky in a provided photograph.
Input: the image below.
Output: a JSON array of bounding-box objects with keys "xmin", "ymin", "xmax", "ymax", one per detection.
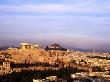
[{"xmin": 0, "ymin": 0, "xmax": 110, "ymax": 50}]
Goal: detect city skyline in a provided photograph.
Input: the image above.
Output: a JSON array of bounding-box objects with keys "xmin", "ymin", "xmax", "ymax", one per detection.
[{"xmin": 0, "ymin": 0, "xmax": 110, "ymax": 50}]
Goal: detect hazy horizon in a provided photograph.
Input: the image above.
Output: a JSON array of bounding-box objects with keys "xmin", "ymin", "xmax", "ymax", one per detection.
[{"xmin": 0, "ymin": 0, "xmax": 110, "ymax": 50}]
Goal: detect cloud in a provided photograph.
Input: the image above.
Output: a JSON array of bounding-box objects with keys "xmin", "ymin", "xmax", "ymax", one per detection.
[
  {"xmin": 0, "ymin": 15, "xmax": 110, "ymax": 38},
  {"xmin": 0, "ymin": 3, "xmax": 110, "ymax": 14},
  {"xmin": 0, "ymin": 0, "xmax": 110, "ymax": 49},
  {"xmin": 0, "ymin": 15, "xmax": 110, "ymax": 49}
]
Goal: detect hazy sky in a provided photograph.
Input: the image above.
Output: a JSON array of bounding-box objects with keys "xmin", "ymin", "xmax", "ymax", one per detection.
[{"xmin": 0, "ymin": 0, "xmax": 110, "ymax": 49}]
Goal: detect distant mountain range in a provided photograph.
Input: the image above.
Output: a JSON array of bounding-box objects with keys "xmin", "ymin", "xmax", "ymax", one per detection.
[
  {"xmin": 69, "ymin": 47, "xmax": 110, "ymax": 53},
  {"xmin": 0, "ymin": 46, "xmax": 9, "ymax": 50},
  {"xmin": 0, "ymin": 46, "xmax": 110, "ymax": 53},
  {"xmin": 0, "ymin": 46, "xmax": 18, "ymax": 50}
]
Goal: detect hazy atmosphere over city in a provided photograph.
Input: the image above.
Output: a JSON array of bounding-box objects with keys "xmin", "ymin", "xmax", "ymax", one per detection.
[
  {"xmin": 1, "ymin": 1, "xmax": 110, "ymax": 82},
  {"xmin": 0, "ymin": 0, "xmax": 110, "ymax": 50}
]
